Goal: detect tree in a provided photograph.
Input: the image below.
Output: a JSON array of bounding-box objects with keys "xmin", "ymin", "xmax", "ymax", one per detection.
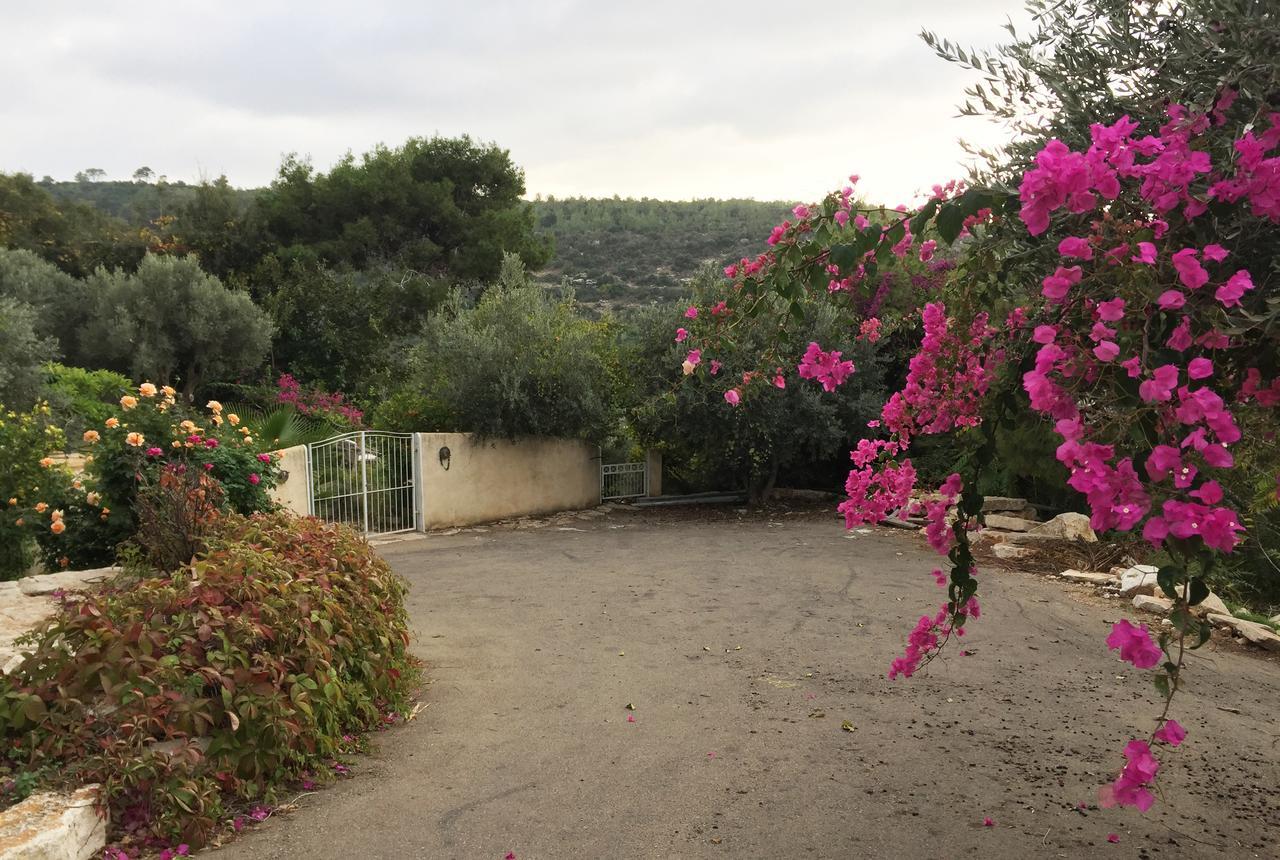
[
  {"xmin": 393, "ymin": 255, "xmax": 614, "ymax": 439},
  {"xmin": 0, "ymin": 297, "xmax": 57, "ymax": 408},
  {"xmin": 253, "ymin": 135, "xmax": 552, "ymax": 285},
  {"xmin": 268, "ymin": 262, "xmax": 449, "ymax": 397},
  {"xmin": 0, "ymin": 173, "xmax": 146, "ymax": 276},
  {"xmin": 132, "ymin": 167, "xmax": 154, "ymax": 183},
  {"xmin": 80, "ymin": 254, "xmax": 273, "ymax": 398},
  {"xmin": 173, "ymin": 176, "xmax": 265, "ymax": 283},
  {"xmin": 0, "ymin": 248, "xmax": 94, "ymax": 367}
]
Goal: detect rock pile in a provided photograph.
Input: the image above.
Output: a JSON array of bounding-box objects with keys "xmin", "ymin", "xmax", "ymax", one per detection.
[{"xmin": 1051, "ymin": 565, "xmax": 1280, "ymax": 652}]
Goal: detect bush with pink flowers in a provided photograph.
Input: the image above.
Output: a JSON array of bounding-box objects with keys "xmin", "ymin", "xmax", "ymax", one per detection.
[{"xmin": 676, "ymin": 0, "xmax": 1279, "ymax": 820}]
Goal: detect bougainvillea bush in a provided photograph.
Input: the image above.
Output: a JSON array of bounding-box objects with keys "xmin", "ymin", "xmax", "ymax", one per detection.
[
  {"xmin": 0, "ymin": 512, "xmax": 418, "ymax": 850},
  {"xmin": 676, "ymin": 0, "xmax": 1279, "ymax": 821}
]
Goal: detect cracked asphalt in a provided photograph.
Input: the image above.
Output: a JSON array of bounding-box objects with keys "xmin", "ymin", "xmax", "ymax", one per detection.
[{"xmin": 213, "ymin": 506, "xmax": 1280, "ymax": 859}]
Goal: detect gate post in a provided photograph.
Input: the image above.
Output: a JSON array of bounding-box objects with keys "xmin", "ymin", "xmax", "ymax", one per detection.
[
  {"xmin": 359, "ymin": 431, "xmax": 370, "ymax": 534},
  {"xmin": 412, "ymin": 433, "xmax": 424, "ymax": 532}
]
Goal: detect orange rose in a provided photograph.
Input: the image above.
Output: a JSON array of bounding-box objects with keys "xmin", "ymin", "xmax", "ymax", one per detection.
[
  {"xmin": 86, "ymin": 492, "xmax": 100, "ymax": 506},
  {"xmin": 35, "ymin": 502, "xmax": 48, "ymax": 513},
  {"xmin": 105, "ymin": 417, "xmax": 120, "ymax": 429},
  {"xmin": 50, "ymin": 520, "xmax": 66, "ymax": 535},
  {"xmin": 83, "ymin": 429, "xmax": 101, "ymax": 444},
  {"xmin": 6, "ymin": 498, "xmax": 15, "ymax": 506},
  {"xmin": 139, "ymin": 383, "xmax": 158, "ymax": 397},
  {"xmin": 126, "ymin": 432, "xmax": 145, "ymax": 447},
  {"xmin": 120, "ymin": 395, "xmax": 138, "ymax": 410},
  {"xmin": 206, "ymin": 400, "xmax": 223, "ymax": 413},
  {"xmin": 161, "ymin": 385, "xmax": 176, "ymax": 398},
  {"xmin": 39, "ymin": 457, "xmax": 55, "ymax": 467},
  {"xmin": 50, "ymin": 509, "xmax": 63, "ymax": 522},
  {"xmin": 228, "ymin": 413, "xmax": 240, "ymax": 426}
]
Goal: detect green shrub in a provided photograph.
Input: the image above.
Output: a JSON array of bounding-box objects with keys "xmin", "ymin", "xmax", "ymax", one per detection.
[
  {"xmin": 0, "ymin": 404, "xmax": 64, "ymax": 579},
  {"xmin": 41, "ymin": 363, "xmax": 133, "ymax": 447},
  {"xmin": 0, "ymin": 512, "xmax": 419, "ymax": 848}
]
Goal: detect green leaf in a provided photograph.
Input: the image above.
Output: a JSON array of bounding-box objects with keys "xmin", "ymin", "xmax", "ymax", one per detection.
[
  {"xmin": 1153, "ymin": 674, "xmax": 1170, "ymax": 698},
  {"xmin": 1187, "ymin": 578, "xmax": 1209, "ymax": 606},
  {"xmin": 1192, "ymin": 620, "xmax": 1213, "ymax": 649},
  {"xmin": 828, "ymin": 244, "xmax": 859, "ymax": 269},
  {"xmin": 1156, "ymin": 565, "xmax": 1183, "ymax": 601},
  {"xmin": 935, "ymin": 202, "xmax": 966, "ymax": 244},
  {"xmin": 909, "ymin": 199, "xmax": 939, "ymax": 236}
]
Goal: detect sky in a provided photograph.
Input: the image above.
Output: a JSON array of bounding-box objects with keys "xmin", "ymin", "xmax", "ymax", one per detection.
[{"xmin": 0, "ymin": 1, "xmax": 1031, "ymax": 206}]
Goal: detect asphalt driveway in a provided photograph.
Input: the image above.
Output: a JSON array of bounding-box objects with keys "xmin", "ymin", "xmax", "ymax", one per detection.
[{"xmin": 214, "ymin": 506, "xmax": 1280, "ymax": 859}]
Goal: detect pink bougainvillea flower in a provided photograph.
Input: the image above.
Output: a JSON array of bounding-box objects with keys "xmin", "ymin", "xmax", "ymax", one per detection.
[
  {"xmin": 506, "ymin": 853, "xmax": 517, "ymax": 860},
  {"xmin": 626, "ymin": 714, "xmax": 636, "ymax": 723},
  {"xmin": 1058, "ymin": 236, "xmax": 1094, "ymax": 259},
  {"xmin": 1107, "ymin": 834, "xmax": 1120, "ymax": 843},
  {"xmin": 1171, "ymin": 248, "xmax": 1209, "ymax": 289},
  {"xmin": 1186, "ymin": 357, "xmax": 1213, "ymax": 379},
  {"xmin": 1138, "ymin": 365, "xmax": 1179, "ymax": 402},
  {"xmin": 1121, "ymin": 356, "xmax": 1142, "ymax": 378},
  {"xmin": 709, "ymin": 360, "xmax": 722, "ymax": 375},
  {"xmin": 1041, "ymin": 265, "xmax": 1082, "ymax": 301},
  {"xmin": 1096, "ymin": 297, "xmax": 1126, "ymax": 321},
  {"xmin": 1215, "ymin": 269, "xmax": 1254, "ymax": 307},
  {"xmin": 1099, "ymin": 740, "xmax": 1160, "ymax": 812},
  {"xmin": 685, "ymin": 349, "xmax": 702, "ymax": 367},
  {"xmin": 1093, "ymin": 341, "xmax": 1120, "ymax": 361},
  {"xmin": 684, "ymin": 306, "xmax": 698, "ymax": 319},
  {"xmin": 982, "ymin": 817, "xmax": 995, "ymax": 827},
  {"xmin": 1032, "ymin": 325, "xmax": 1058, "ymax": 344},
  {"xmin": 674, "ymin": 328, "xmax": 689, "ymax": 343},
  {"xmin": 1131, "ymin": 242, "xmax": 1157, "ymax": 264},
  {"xmin": 1106, "ymin": 620, "xmax": 1162, "ymax": 669},
  {"xmin": 145, "ymin": 446, "xmax": 164, "ymax": 457},
  {"xmin": 918, "ymin": 239, "xmax": 938, "ymax": 262},
  {"xmin": 1157, "ymin": 290, "xmax": 1186, "ymax": 310},
  {"xmin": 1153, "ymin": 719, "xmax": 1187, "ymax": 747},
  {"xmin": 248, "ymin": 473, "xmax": 261, "ymax": 485},
  {"xmin": 723, "ymin": 389, "xmax": 740, "ymax": 406}
]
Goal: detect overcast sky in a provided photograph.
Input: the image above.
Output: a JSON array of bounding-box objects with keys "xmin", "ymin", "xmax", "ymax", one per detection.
[{"xmin": 1, "ymin": 1, "xmax": 1030, "ymax": 206}]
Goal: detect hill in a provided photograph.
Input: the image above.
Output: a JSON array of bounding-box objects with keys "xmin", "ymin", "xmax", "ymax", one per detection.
[
  {"xmin": 31, "ymin": 179, "xmax": 794, "ymax": 307},
  {"xmin": 530, "ymin": 196, "xmax": 794, "ymax": 309}
]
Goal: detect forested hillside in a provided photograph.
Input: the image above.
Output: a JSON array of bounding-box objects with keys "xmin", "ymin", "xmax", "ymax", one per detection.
[
  {"xmin": 529, "ymin": 197, "xmax": 795, "ymax": 307},
  {"xmin": 38, "ymin": 176, "xmax": 793, "ymax": 308}
]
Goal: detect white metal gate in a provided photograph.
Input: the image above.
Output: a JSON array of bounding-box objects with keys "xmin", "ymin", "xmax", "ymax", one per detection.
[
  {"xmin": 601, "ymin": 461, "xmax": 647, "ymax": 500},
  {"xmin": 307, "ymin": 432, "xmax": 419, "ymax": 535}
]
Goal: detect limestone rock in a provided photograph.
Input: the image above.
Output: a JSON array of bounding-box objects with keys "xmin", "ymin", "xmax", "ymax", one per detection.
[
  {"xmin": 1207, "ymin": 613, "xmax": 1280, "ymax": 652},
  {"xmin": 1271, "ymin": 614, "xmax": 1280, "ymax": 626},
  {"xmin": 992, "ymin": 543, "xmax": 1032, "ymax": 560},
  {"xmin": 17, "ymin": 567, "xmax": 117, "ymax": 597},
  {"xmin": 1118, "ymin": 565, "xmax": 1160, "ymax": 597},
  {"xmin": 1028, "ymin": 512, "xmax": 1097, "ymax": 543},
  {"xmin": 1133, "ymin": 594, "xmax": 1173, "ymax": 615},
  {"xmin": 0, "ymin": 784, "xmax": 105, "ymax": 860},
  {"xmin": 981, "ymin": 496, "xmax": 1027, "ymax": 513},
  {"xmin": 1194, "ymin": 592, "xmax": 1231, "ymax": 618},
  {"xmin": 1059, "ymin": 569, "xmax": 1117, "ymax": 586},
  {"xmin": 983, "ymin": 514, "xmax": 1036, "ymax": 532}
]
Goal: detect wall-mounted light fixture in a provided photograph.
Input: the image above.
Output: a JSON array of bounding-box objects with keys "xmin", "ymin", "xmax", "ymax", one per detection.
[
  {"xmin": 278, "ymin": 469, "xmax": 290, "ymax": 483},
  {"xmin": 438, "ymin": 446, "xmax": 451, "ymax": 471}
]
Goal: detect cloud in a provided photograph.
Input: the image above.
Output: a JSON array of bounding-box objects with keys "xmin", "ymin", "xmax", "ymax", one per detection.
[{"xmin": 0, "ymin": 0, "xmax": 1030, "ymax": 202}]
